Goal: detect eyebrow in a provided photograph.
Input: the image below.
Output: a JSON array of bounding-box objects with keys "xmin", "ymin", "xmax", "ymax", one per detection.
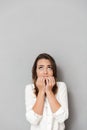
[
  {"xmin": 37, "ymin": 65, "xmax": 44, "ymax": 66},
  {"xmin": 37, "ymin": 65, "xmax": 52, "ymax": 67}
]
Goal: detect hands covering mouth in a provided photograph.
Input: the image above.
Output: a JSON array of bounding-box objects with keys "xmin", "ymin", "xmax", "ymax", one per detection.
[{"xmin": 36, "ymin": 76, "xmax": 56, "ymax": 93}]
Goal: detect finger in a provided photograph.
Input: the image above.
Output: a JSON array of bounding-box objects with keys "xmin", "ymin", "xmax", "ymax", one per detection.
[
  {"xmin": 46, "ymin": 77, "xmax": 51, "ymax": 87},
  {"xmin": 42, "ymin": 77, "xmax": 45, "ymax": 86},
  {"xmin": 51, "ymin": 76, "xmax": 55, "ymax": 86},
  {"xmin": 47, "ymin": 76, "xmax": 55, "ymax": 87},
  {"xmin": 48, "ymin": 77, "xmax": 52, "ymax": 85}
]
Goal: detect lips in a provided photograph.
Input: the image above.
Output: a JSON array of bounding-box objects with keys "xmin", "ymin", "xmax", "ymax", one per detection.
[{"xmin": 43, "ymin": 76, "xmax": 48, "ymax": 77}]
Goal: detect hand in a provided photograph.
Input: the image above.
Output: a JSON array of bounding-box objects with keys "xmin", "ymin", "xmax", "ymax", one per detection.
[
  {"xmin": 36, "ymin": 77, "xmax": 46, "ymax": 94},
  {"xmin": 45, "ymin": 76, "xmax": 55, "ymax": 92}
]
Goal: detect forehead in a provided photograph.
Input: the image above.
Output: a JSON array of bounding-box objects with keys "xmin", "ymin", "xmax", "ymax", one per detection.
[{"xmin": 37, "ymin": 59, "xmax": 52, "ymax": 66}]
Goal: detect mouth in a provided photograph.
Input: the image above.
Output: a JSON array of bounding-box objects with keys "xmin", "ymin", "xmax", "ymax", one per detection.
[{"xmin": 43, "ymin": 76, "xmax": 48, "ymax": 77}]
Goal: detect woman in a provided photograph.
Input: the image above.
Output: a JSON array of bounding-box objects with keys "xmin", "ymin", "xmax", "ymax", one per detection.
[{"xmin": 25, "ymin": 53, "xmax": 69, "ymax": 130}]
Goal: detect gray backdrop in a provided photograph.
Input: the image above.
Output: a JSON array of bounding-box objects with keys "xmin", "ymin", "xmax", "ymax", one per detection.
[{"xmin": 0, "ymin": 0, "xmax": 87, "ymax": 130}]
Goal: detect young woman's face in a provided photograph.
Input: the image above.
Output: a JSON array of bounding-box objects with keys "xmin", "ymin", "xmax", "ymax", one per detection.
[{"xmin": 36, "ymin": 59, "xmax": 53, "ymax": 78}]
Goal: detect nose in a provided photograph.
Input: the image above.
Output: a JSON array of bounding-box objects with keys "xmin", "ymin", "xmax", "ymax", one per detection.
[{"xmin": 44, "ymin": 68, "xmax": 48, "ymax": 74}]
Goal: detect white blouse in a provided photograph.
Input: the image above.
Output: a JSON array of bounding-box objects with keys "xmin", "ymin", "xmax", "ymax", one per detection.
[{"xmin": 25, "ymin": 82, "xmax": 69, "ymax": 130}]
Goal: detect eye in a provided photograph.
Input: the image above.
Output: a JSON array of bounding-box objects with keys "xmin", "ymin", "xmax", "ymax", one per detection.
[
  {"xmin": 48, "ymin": 66, "xmax": 53, "ymax": 70},
  {"xmin": 38, "ymin": 66, "xmax": 43, "ymax": 69}
]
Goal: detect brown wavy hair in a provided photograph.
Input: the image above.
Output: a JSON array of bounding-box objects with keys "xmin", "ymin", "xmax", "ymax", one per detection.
[{"xmin": 32, "ymin": 53, "xmax": 58, "ymax": 96}]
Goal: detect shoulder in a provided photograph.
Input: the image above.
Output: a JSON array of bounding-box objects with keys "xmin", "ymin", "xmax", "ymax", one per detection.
[
  {"xmin": 25, "ymin": 83, "xmax": 35, "ymax": 95},
  {"xmin": 56, "ymin": 81, "xmax": 67, "ymax": 94},
  {"xmin": 57, "ymin": 81, "xmax": 67, "ymax": 89},
  {"xmin": 25, "ymin": 83, "xmax": 34, "ymax": 90},
  {"xmin": 25, "ymin": 84, "xmax": 36, "ymax": 102}
]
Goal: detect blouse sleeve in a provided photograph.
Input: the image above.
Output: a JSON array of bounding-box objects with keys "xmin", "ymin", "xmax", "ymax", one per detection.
[
  {"xmin": 25, "ymin": 84, "xmax": 42, "ymax": 125},
  {"xmin": 53, "ymin": 82, "xmax": 69, "ymax": 123}
]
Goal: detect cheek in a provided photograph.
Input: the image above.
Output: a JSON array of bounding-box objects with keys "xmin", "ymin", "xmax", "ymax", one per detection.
[
  {"xmin": 49, "ymin": 71, "xmax": 53, "ymax": 76},
  {"xmin": 36, "ymin": 70, "xmax": 43, "ymax": 77}
]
